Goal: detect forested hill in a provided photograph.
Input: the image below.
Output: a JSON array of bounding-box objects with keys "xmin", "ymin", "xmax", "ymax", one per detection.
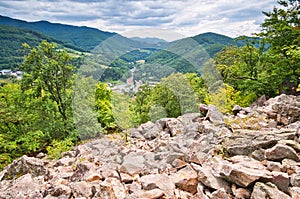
[
  {"xmin": 0, "ymin": 15, "xmax": 116, "ymax": 51},
  {"xmin": 0, "ymin": 25, "xmax": 84, "ymax": 69}
]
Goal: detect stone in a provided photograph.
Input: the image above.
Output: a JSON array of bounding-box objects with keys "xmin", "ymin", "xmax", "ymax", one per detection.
[
  {"xmin": 0, "ymin": 173, "xmax": 41, "ymax": 199},
  {"xmin": 165, "ymin": 118, "xmax": 186, "ymax": 136},
  {"xmin": 86, "ymin": 173, "xmax": 102, "ymax": 182},
  {"xmin": 133, "ymin": 189, "xmax": 164, "ymax": 199},
  {"xmin": 251, "ymin": 182, "xmax": 291, "ymax": 199},
  {"xmin": 213, "ymin": 156, "xmax": 268, "ymax": 187},
  {"xmin": 54, "ymin": 157, "xmax": 76, "ymax": 167},
  {"xmin": 138, "ymin": 121, "xmax": 161, "ymax": 140},
  {"xmin": 290, "ymin": 173, "xmax": 300, "ymax": 187},
  {"xmin": 140, "ymin": 173, "xmax": 175, "ymax": 196},
  {"xmin": 192, "ymin": 163, "xmax": 230, "ymax": 192},
  {"xmin": 120, "ymin": 172, "xmax": 134, "ymax": 183},
  {"xmin": 232, "ymin": 184, "xmax": 251, "ymax": 199},
  {"xmin": 289, "ymin": 187, "xmax": 300, "ymax": 199},
  {"xmin": 266, "ymin": 161, "xmax": 282, "ymax": 172},
  {"xmin": 71, "ymin": 181, "xmax": 92, "ymax": 198},
  {"xmin": 100, "ymin": 177, "xmax": 126, "ymax": 199},
  {"xmin": 265, "ymin": 144, "xmax": 300, "ymax": 161},
  {"xmin": 0, "ymin": 155, "xmax": 49, "ymax": 181},
  {"xmin": 206, "ymin": 105, "xmax": 224, "ymax": 123},
  {"xmin": 211, "ymin": 188, "xmax": 231, "ymax": 199},
  {"xmin": 199, "ymin": 104, "xmax": 208, "ymax": 115},
  {"xmin": 120, "ymin": 162, "xmax": 143, "ymax": 176},
  {"xmin": 171, "ymin": 165, "xmax": 198, "ymax": 194},
  {"xmin": 232, "ymin": 105, "xmax": 242, "ymax": 115},
  {"xmin": 48, "ymin": 184, "xmax": 72, "ymax": 197}
]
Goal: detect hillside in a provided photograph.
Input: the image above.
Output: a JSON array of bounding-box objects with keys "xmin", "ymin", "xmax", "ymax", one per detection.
[
  {"xmin": 0, "ymin": 15, "xmax": 116, "ymax": 51},
  {"xmin": 0, "ymin": 15, "xmax": 249, "ymax": 81},
  {"xmin": 0, "ymin": 94, "xmax": 299, "ymax": 198},
  {"xmin": 0, "ymin": 25, "xmax": 85, "ymax": 70}
]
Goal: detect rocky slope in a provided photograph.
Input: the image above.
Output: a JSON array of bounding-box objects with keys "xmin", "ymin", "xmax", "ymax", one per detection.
[{"xmin": 0, "ymin": 94, "xmax": 300, "ymax": 199}]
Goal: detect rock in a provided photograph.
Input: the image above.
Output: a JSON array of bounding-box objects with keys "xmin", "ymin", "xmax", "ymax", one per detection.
[
  {"xmin": 100, "ymin": 177, "xmax": 126, "ymax": 199},
  {"xmin": 140, "ymin": 173, "xmax": 175, "ymax": 192},
  {"xmin": 137, "ymin": 121, "xmax": 162, "ymax": 140},
  {"xmin": 290, "ymin": 173, "xmax": 300, "ymax": 187},
  {"xmin": 133, "ymin": 189, "xmax": 164, "ymax": 199},
  {"xmin": 232, "ymin": 105, "xmax": 242, "ymax": 116},
  {"xmin": 260, "ymin": 94, "xmax": 300, "ymax": 125},
  {"xmin": 165, "ymin": 118, "xmax": 186, "ymax": 136},
  {"xmin": 120, "ymin": 162, "xmax": 143, "ymax": 176},
  {"xmin": 0, "ymin": 173, "xmax": 42, "ymax": 199},
  {"xmin": 212, "ymin": 156, "xmax": 267, "ymax": 187},
  {"xmin": 265, "ymin": 144, "xmax": 300, "ymax": 161},
  {"xmin": 251, "ymin": 182, "xmax": 291, "ymax": 199},
  {"xmin": 171, "ymin": 165, "xmax": 198, "ymax": 194},
  {"xmin": 0, "ymin": 155, "xmax": 49, "ymax": 181},
  {"xmin": 192, "ymin": 163, "xmax": 230, "ymax": 192},
  {"xmin": 86, "ymin": 173, "xmax": 102, "ymax": 182},
  {"xmin": 211, "ymin": 188, "xmax": 231, "ymax": 199},
  {"xmin": 289, "ymin": 187, "xmax": 300, "ymax": 199},
  {"xmin": 232, "ymin": 184, "xmax": 251, "ymax": 199},
  {"xmin": 206, "ymin": 105, "xmax": 224, "ymax": 123},
  {"xmin": 266, "ymin": 161, "xmax": 283, "ymax": 172},
  {"xmin": 199, "ymin": 104, "xmax": 208, "ymax": 115},
  {"xmin": 71, "ymin": 181, "xmax": 92, "ymax": 198},
  {"xmin": 48, "ymin": 184, "xmax": 72, "ymax": 198}
]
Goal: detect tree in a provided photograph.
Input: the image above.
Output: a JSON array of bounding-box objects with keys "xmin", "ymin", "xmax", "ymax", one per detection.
[
  {"xmin": 259, "ymin": 0, "xmax": 300, "ymax": 94},
  {"xmin": 95, "ymin": 82, "xmax": 117, "ymax": 132},
  {"xmin": 19, "ymin": 41, "xmax": 76, "ymax": 138}
]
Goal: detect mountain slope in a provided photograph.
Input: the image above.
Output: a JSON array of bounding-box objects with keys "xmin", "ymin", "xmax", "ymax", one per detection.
[
  {"xmin": 0, "ymin": 15, "xmax": 116, "ymax": 51},
  {"xmin": 0, "ymin": 25, "xmax": 84, "ymax": 69}
]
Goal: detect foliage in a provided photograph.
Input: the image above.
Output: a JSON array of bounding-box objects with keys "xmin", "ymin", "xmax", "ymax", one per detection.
[
  {"xmin": 46, "ymin": 137, "xmax": 74, "ymax": 159},
  {"xmin": 130, "ymin": 73, "xmax": 203, "ymax": 125},
  {"xmin": 20, "ymin": 41, "xmax": 77, "ymax": 138},
  {"xmin": 0, "ymin": 41, "xmax": 79, "ymax": 169},
  {"xmin": 95, "ymin": 82, "xmax": 117, "ymax": 132},
  {"xmin": 258, "ymin": 0, "xmax": 300, "ymax": 94},
  {"xmin": 73, "ymin": 76, "xmax": 102, "ymax": 140},
  {"xmin": 0, "ymin": 25, "xmax": 85, "ymax": 70}
]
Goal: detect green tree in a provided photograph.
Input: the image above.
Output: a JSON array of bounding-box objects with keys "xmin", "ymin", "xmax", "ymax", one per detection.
[
  {"xmin": 130, "ymin": 84, "xmax": 153, "ymax": 125},
  {"xmin": 19, "ymin": 41, "xmax": 76, "ymax": 138},
  {"xmin": 95, "ymin": 82, "xmax": 117, "ymax": 132},
  {"xmin": 259, "ymin": 0, "xmax": 300, "ymax": 94}
]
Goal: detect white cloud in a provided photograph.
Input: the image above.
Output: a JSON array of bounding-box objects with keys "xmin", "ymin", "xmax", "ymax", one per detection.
[{"xmin": 0, "ymin": 0, "xmax": 278, "ymax": 38}]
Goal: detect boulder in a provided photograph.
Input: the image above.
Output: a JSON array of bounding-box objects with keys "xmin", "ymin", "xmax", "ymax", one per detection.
[
  {"xmin": 206, "ymin": 105, "xmax": 224, "ymax": 123},
  {"xmin": 265, "ymin": 144, "xmax": 300, "ymax": 161},
  {"xmin": 137, "ymin": 121, "xmax": 161, "ymax": 140},
  {"xmin": 171, "ymin": 165, "xmax": 198, "ymax": 194},
  {"xmin": 0, "ymin": 155, "xmax": 49, "ymax": 181},
  {"xmin": 251, "ymin": 182, "xmax": 291, "ymax": 199}
]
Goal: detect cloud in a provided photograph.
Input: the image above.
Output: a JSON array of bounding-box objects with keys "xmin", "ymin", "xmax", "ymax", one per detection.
[{"xmin": 0, "ymin": 0, "xmax": 278, "ymax": 38}]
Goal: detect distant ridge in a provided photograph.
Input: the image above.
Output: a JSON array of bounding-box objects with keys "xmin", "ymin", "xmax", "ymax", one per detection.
[{"xmin": 0, "ymin": 15, "xmax": 116, "ymax": 51}]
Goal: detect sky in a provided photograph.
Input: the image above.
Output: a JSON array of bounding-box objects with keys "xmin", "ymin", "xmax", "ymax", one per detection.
[{"xmin": 0, "ymin": 0, "xmax": 278, "ymax": 41}]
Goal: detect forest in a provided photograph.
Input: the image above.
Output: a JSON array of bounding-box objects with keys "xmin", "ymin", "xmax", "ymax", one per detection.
[{"xmin": 0, "ymin": 0, "xmax": 299, "ymax": 170}]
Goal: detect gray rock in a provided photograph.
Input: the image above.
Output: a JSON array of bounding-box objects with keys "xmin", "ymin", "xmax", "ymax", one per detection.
[
  {"xmin": 192, "ymin": 163, "xmax": 231, "ymax": 192},
  {"xmin": 138, "ymin": 121, "xmax": 161, "ymax": 140},
  {"xmin": 251, "ymin": 182, "xmax": 291, "ymax": 199},
  {"xmin": 165, "ymin": 118, "xmax": 186, "ymax": 136},
  {"xmin": 0, "ymin": 155, "xmax": 49, "ymax": 181},
  {"xmin": 206, "ymin": 105, "xmax": 224, "ymax": 123},
  {"xmin": 265, "ymin": 144, "xmax": 300, "ymax": 161},
  {"xmin": 100, "ymin": 177, "xmax": 126, "ymax": 199},
  {"xmin": 71, "ymin": 181, "xmax": 92, "ymax": 198}
]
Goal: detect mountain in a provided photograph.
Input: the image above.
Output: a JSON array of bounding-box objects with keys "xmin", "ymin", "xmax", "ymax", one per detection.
[
  {"xmin": 130, "ymin": 37, "xmax": 167, "ymax": 44},
  {"xmin": 0, "ymin": 15, "xmax": 251, "ymax": 80},
  {"xmin": 0, "ymin": 15, "xmax": 116, "ymax": 51},
  {"xmin": 0, "ymin": 25, "xmax": 86, "ymax": 70}
]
